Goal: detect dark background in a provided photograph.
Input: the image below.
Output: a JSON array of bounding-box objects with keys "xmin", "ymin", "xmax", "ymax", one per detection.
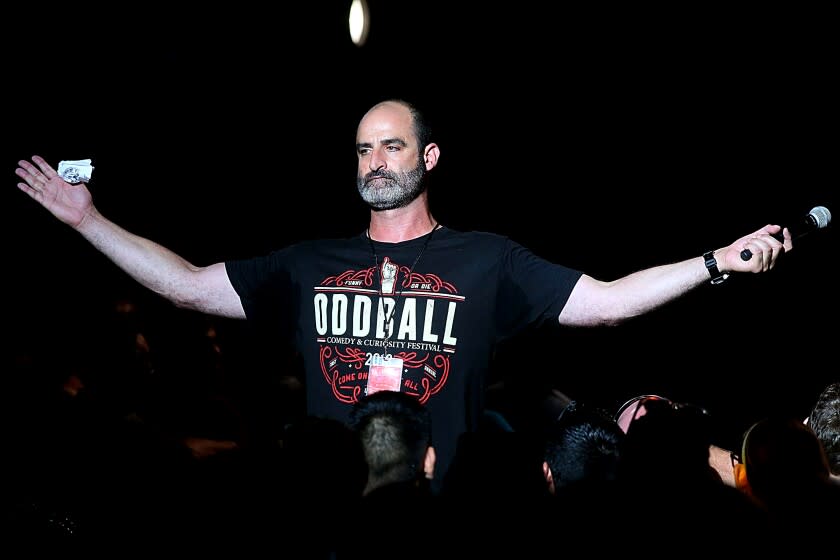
[{"xmin": 3, "ymin": 2, "xmax": 836, "ymax": 446}]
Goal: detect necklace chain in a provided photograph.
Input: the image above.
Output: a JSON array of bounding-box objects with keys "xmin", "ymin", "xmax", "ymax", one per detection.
[{"xmin": 366, "ymin": 224, "xmax": 439, "ymax": 343}]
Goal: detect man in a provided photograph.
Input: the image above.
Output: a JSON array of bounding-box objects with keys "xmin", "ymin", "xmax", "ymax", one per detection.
[
  {"xmin": 14, "ymin": 99, "xmax": 791, "ymax": 491},
  {"xmin": 543, "ymin": 401, "xmax": 624, "ymax": 494},
  {"xmin": 806, "ymin": 382, "xmax": 840, "ymax": 478},
  {"xmin": 614, "ymin": 394, "xmax": 737, "ymax": 486},
  {"xmin": 348, "ymin": 390, "xmax": 435, "ymax": 496}
]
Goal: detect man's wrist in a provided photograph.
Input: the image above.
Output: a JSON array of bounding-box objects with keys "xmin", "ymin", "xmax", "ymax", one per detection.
[{"xmin": 703, "ymin": 250, "xmax": 729, "ymax": 284}]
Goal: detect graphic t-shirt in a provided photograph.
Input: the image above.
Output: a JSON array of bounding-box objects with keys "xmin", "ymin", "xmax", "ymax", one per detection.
[{"xmin": 225, "ymin": 227, "xmax": 583, "ymax": 490}]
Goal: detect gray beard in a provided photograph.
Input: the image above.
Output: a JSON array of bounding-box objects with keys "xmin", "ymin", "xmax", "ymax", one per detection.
[{"xmin": 357, "ymin": 159, "xmax": 426, "ymax": 211}]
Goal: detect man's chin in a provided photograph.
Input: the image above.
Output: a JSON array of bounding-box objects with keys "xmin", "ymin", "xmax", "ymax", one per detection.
[
  {"xmin": 367, "ymin": 201, "xmax": 401, "ymax": 211},
  {"xmin": 361, "ymin": 189, "xmax": 399, "ymax": 210}
]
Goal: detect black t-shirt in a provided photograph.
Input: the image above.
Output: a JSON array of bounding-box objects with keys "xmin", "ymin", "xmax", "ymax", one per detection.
[{"xmin": 225, "ymin": 227, "xmax": 582, "ymax": 489}]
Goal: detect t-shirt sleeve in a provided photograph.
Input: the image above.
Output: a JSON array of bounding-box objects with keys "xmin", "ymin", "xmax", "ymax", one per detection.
[
  {"xmin": 225, "ymin": 249, "xmax": 296, "ymax": 339},
  {"xmin": 226, "ymin": 255, "xmax": 270, "ymax": 316},
  {"xmin": 496, "ymin": 239, "xmax": 583, "ymax": 339}
]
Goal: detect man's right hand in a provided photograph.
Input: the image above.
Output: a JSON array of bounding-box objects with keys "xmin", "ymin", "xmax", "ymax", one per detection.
[{"xmin": 16, "ymin": 155, "xmax": 93, "ymax": 228}]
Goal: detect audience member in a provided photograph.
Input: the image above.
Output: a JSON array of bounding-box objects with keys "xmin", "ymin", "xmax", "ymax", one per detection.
[
  {"xmin": 805, "ymin": 381, "xmax": 840, "ymax": 478},
  {"xmin": 542, "ymin": 400, "xmax": 624, "ymax": 494},
  {"xmin": 732, "ymin": 415, "xmax": 840, "ymax": 547},
  {"xmin": 348, "ymin": 389, "xmax": 436, "ymax": 495},
  {"xmin": 615, "ymin": 393, "xmax": 735, "ymax": 485}
]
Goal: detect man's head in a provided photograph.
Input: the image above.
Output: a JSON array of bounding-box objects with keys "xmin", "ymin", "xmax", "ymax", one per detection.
[
  {"xmin": 806, "ymin": 382, "xmax": 840, "ymax": 476},
  {"xmin": 355, "ymin": 99, "xmax": 439, "ymax": 210},
  {"xmin": 735, "ymin": 416, "xmax": 832, "ymax": 502},
  {"xmin": 543, "ymin": 401, "xmax": 624, "ymax": 494},
  {"xmin": 348, "ymin": 390, "xmax": 435, "ymax": 494}
]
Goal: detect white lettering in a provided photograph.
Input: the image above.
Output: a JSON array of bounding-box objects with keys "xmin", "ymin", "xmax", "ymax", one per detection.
[
  {"xmin": 331, "ymin": 294, "xmax": 348, "ymax": 335},
  {"xmin": 314, "ymin": 293, "xmax": 329, "ymax": 335},
  {"xmin": 313, "ymin": 293, "xmax": 458, "ymax": 348},
  {"xmin": 376, "ymin": 297, "xmax": 396, "ymax": 338},
  {"xmin": 443, "ymin": 301, "xmax": 458, "ymax": 345},
  {"xmin": 353, "ymin": 295, "xmax": 372, "ymax": 337},
  {"xmin": 422, "ymin": 299, "xmax": 439, "ymax": 342},
  {"xmin": 397, "ymin": 299, "xmax": 417, "ymax": 340}
]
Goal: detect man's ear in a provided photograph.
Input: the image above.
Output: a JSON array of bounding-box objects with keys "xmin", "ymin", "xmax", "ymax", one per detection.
[
  {"xmin": 424, "ymin": 446, "xmax": 436, "ymax": 480},
  {"xmin": 424, "ymin": 143, "xmax": 440, "ymax": 171}
]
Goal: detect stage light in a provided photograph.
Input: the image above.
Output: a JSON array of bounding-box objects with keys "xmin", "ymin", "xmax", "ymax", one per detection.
[{"xmin": 349, "ymin": 0, "xmax": 371, "ymax": 46}]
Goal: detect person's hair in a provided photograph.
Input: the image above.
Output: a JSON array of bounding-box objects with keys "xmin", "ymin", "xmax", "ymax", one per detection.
[
  {"xmin": 806, "ymin": 382, "xmax": 840, "ymax": 475},
  {"xmin": 742, "ymin": 416, "xmax": 831, "ymax": 501},
  {"xmin": 544, "ymin": 401, "xmax": 624, "ymax": 489},
  {"xmin": 348, "ymin": 390, "xmax": 432, "ymax": 489},
  {"xmin": 376, "ymin": 98, "xmax": 434, "ymax": 151}
]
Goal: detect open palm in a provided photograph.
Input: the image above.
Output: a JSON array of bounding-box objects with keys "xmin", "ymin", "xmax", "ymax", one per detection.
[{"xmin": 15, "ymin": 155, "xmax": 93, "ymax": 228}]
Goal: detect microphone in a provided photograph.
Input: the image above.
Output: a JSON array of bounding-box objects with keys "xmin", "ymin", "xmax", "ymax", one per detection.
[{"xmin": 740, "ymin": 205, "xmax": 832, "ymax": 261}]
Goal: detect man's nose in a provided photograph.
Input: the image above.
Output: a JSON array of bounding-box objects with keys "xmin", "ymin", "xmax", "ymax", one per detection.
[{"xmin": 369, "ymin": 148, "xmax": 386, "ymax": 171}]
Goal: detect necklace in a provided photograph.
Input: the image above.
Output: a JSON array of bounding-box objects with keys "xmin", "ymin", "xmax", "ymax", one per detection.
[{"xmin": 366, "ymin": 223, "xmax": 439, "ymax": 343}]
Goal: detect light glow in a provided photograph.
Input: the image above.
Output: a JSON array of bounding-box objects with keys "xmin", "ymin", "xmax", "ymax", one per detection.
[{"xmin": 349, "ymin": 0, "xmax": 370, "ymax": 46}]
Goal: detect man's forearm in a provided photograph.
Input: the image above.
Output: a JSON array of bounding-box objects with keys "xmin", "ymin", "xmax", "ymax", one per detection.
[
  {"xmin": 607, "ymin": 255, "xmax": 710, "ymax": 319},
  {"xmin": 76, "ymin": 208, "xmax": 205, "ymax": 308},
  {"xmin": 562, "ymin": 255, "xmax": 710, "ymax": 327}
]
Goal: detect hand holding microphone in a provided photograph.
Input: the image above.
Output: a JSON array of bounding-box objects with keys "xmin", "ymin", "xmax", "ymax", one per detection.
[{"xmin": 740, "ymin": 205, "xmax": 832, "ymax": 261}]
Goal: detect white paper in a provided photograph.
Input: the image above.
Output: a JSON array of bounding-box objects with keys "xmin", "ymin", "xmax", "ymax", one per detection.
[{"xmin": 58, "ymin": 159, "xmax": 94, "ymax": 183}]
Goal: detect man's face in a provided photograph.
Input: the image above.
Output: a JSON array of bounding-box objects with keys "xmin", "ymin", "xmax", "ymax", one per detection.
[{"xmin": 356, "ymin": 103, "xmax": 427, "ymax": 210}]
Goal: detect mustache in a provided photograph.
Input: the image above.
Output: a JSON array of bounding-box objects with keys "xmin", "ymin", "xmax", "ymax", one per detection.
[{"xmin": 364, "ymin": 170, "xmax": 398, "ymax": 183}]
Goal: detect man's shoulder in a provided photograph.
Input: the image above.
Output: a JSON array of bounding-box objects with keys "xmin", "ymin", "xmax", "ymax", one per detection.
[
  {"xmin": 434, "ymin": 227, "xmax": 511, "ymax": 245},
  {"xmin": 226, "ymin": 233, "xmax": 366, "ymax": 266},
  {"xmin": 293, "ymin": 233, "xmax": 367, "ymax": 250}
]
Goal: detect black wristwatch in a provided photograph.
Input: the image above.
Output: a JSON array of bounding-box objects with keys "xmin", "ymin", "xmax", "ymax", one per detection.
[{"xmin": 703, "ymin": 250, "xmax": 729, "ymax": 284}]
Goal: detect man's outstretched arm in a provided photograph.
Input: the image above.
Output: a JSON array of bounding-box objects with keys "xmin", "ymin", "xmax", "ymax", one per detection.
[
  {"xmin": 16, "ymin": 155, "xmax": 245, "ymax": 319},
  {"xmin": 559, "ymin": 224, "xmax": 791, "ymax": 327}
]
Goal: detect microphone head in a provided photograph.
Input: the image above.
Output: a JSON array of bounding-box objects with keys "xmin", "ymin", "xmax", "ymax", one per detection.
[{"xmin": 808, "ymin": 206, "xmax": 832, "ymax": 229}]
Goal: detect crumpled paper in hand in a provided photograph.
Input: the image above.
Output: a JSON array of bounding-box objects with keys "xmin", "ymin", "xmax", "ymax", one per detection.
[{"xmin": 58, "ymin": 159, "xmax": 94, "ymax": 183}]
